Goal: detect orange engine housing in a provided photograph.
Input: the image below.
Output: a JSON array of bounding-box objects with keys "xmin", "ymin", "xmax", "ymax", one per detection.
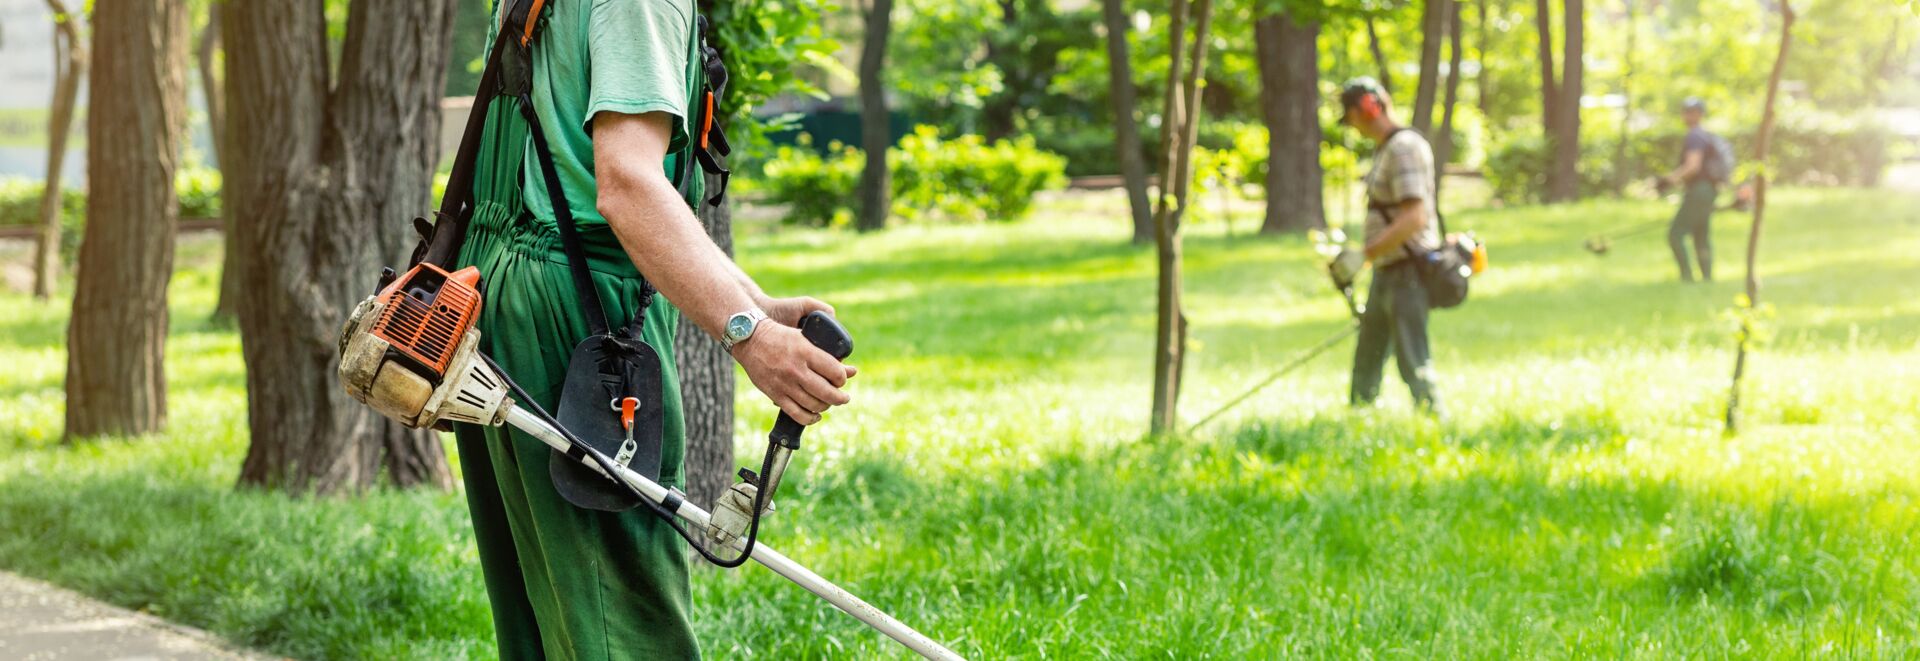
[{"xmin": 369, "ymin": 264, "xmax": 483, "ymax": 378}]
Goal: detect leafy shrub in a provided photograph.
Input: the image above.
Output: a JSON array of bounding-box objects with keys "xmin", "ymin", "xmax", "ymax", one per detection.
[
  {"xmin": 759, "ymin": 126, "xmax": 1068, "ymax": 227},
  {"xmin": 759, "ymin": 136, "xmax": 864, "ymax": 228},
  {"xmin": 0, "ymin": 178, "xmax": 84, "ymax": 228},
  {"xmin": 891, "ymin": 126, "xmax": 1066, "ymax": 223},
  {"xmin": 175, "ymin": 168, "xmax": 222, "ymax": 219}
]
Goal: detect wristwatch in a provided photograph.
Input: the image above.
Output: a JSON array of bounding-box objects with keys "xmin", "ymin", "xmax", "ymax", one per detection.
[{"xmin": 720, "ymin": 308, "xmax": 769, "ymax": 350}]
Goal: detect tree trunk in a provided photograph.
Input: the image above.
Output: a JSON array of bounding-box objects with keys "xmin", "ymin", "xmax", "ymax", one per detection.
[
  {"xmin": 1254, "ymin": 9, "xmax": 1323, "ymax": 234},
  {"xmin": 1413, "ymin": 0, "xmax": 1450, "ymax": 134},
  {"xmin": 680, "ymin": 169, "xmax": 738, "ymax": 509},
  {"xmin": 1366, "ymin": 15, "xmax": 1393, "ymax": 95},
  {"xmin": 1535, "ymin": 0, "xmax": 1558, "ymax": 145},
  {"xmin": 981, "ymin": 0, "xmax": 1021, "ymax": 143},
  {"xmin": 856, "ymin": 0, "xmax": 894, "ymax": 233},
  {"xmin": 1149, "ymin": 0, "xmax": 1212, "ymax": 435},
  {"xmin": 1548, "ymin": 0, "xmax": 1583, "ymax": 202},
  {"xmin": 1436, "ymin": 0, "xmax": 1465, "ymax": 197},
  {"xmin": 1101, "ymin": 0, "xmax": 1153, "ymax": 244},
  {"xmin": 33, "ymin": 0, "xmax": 83, "ymax": 301},
  {"xmin": 1726, "ymin": 3, "xmax": 1795, "ymax": 435},
  {"xmin": 66, "ymin": 0, "xmax": 189, "ymax": 440},
  {"xmin": 226, "ymin": 0, "xmax": 457, "ymax": 494},
  {"xmin": 200, "ymin": 11, "xmax": 239, "ymax": 323}
]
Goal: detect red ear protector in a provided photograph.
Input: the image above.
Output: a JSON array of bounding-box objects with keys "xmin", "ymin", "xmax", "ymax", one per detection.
[{"xmin": 1356, "ymin": 94, "xmax": 1383, "ymax": 120}]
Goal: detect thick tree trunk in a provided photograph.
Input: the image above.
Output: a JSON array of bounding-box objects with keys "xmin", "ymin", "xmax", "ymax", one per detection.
[
  {"xmin": 67, "ymin": 0, "xmax": 189, "ymax": 440},
  {"xmin": 1366, "ymin": 16, "xmax": 1393, "ymax": 95},
  {"xmin": 226, "ymin": 0, "xmax": 457, "ymax": 494},
  {"xmin": 1254, "ymin": 9, "xmax": 1323, "ymax": 234},
  {"xmin": 33, "ymin": 0, "xmax": 83, "ymax": 301},
  {"xmin": 680, "ymin": 170, "xmax": 738, "ymax": 509},
  {"xmin": 1101, "ymin": 0, "xmax": 1153, "ymax": 244},
  {"xmin": 1149, "ymin": 0, "xmax": 1212, "ymax": 435},
  {"xmin": 1413, "ymin": 0, "xmax": 1450, "ymax": 134},
  {"xmin": 1436, "ymin": 0, "xmax": 1465, "ymax": 196},
  {"xmin": 1727, "ymin": 3, "xmax": 1794, "ymax": 435},
  {"xmin": 1548, "ymin": 0, "xmax": 1583, "ymax": 202},
  {"xmin": 200, "ymin": 12, "xmax": 240, "ymax": 323},
  {"xmin": 856, "ymin": 0, "xmax": 894, "ymax": 233}
]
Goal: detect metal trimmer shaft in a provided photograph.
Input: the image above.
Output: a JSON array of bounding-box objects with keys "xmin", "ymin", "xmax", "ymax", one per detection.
[{"xmin": 502, "ymin": 406, "xmax": 966, "ymax": 661}]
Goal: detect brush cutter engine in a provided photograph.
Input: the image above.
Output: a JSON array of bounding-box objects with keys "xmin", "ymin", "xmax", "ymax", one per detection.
[{"xmin": 338, "ymin": 263, "xmax": 514, "ymax": 430}]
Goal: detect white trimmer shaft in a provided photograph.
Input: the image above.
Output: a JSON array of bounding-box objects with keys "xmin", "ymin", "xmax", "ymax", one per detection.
[{"xmin": 502, "ymin": 406, "xmax": 965, "ymax": 661}]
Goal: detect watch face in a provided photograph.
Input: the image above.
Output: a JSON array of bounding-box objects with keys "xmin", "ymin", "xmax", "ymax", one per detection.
[{"xmin": 727, "ymin": 314, "xmax": 755, "ymax": 340}]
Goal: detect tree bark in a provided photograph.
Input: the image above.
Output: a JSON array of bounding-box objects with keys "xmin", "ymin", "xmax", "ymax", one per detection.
[
  {"xmin": 226, "ymin": 0, "xmax": 457, "ymax": 494},
  {"xmin": 1366, "ymin": 15, "xmax": 1393, "ymax": 95},
  {"xmin": 1535, "ymin": 0, "xmax": 1558, "ymax": 145},
  {"xmin": 1254, "ymin": 8, "xmax": 1323, "ymax": 234},
  {"xmin": 1726, "ymin": 3, "xmax": 1795, "ymax": 435},
  {"xmin": 1413, "ymin": 0, "xmax": 1450, "ymax": 134},
  {"xmin": 33, "ymin": 0, "xmax": 83, "ymax": 301},
  {"xmin": 66, "ymin": 0, "xmax": 189, "ymax": 440},
  {"xmin": 1101, "ymin": 0, "xmax": 1153, "ymax": 244},
  {"xmin": 679, "ymin": 169, "xmax": 738, "ymax": 509},
  {"xmin": 1436, "ymin": 0, "xmax": 1465, "ymax": 196},
  {"xmin": 1149, "ymin": 0, "xmax": 1212, "ymax": 435},
  {"xmin": 856, "ymin": 0, "xmax": 895, "ymax": 233},
  {"xmin": 1548, "ymin": 0, "xmax": 1583, "ymax": 202},
  {"xmin": 199, "ymin": 11, "xmax": 240, "ymax": 323}
]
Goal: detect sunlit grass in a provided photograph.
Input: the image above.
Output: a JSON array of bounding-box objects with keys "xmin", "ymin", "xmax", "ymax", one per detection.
[{"xmin": 0, "ymin": 187, "xmax": 1917, "ymax": 658}]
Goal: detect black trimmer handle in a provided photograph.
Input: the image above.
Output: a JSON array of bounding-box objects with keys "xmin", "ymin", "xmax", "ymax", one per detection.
[{"xmin": 770, "ymin": 311, "xmax": 854, "ymax": 448}]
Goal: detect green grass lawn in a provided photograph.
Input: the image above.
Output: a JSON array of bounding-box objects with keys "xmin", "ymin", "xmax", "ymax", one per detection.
[{"xmin": 2, "ymin": 187, "xmax": 1918, "ymax": 658}]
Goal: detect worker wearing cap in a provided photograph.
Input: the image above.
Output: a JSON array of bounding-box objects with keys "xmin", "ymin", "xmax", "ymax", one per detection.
[
  {"xmin": 1660, "ymin": 97, "xmax": 1717, "ymax": 282},
  {"xmin": 1330, "ymin": 77, "xmax": 1442, "ymax": 414}
]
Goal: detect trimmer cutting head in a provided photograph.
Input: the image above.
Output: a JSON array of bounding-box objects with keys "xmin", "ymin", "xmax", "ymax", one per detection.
[{"xmin": 339, "ymin": 263, "xmax": 513, "ymax": 429}]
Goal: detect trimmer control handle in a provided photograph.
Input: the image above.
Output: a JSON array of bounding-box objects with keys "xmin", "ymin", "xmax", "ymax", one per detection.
[{"xmin": 771, "ymin": 311, "xmax": 854, "ymax": 449}]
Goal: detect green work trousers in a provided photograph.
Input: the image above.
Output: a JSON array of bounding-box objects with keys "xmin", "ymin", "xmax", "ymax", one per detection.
[
  {"xmin": 1350, "ymin": 261, "xmax": 1440, "ymax": 413},
  {"xmin": 451, "ymin": 200, "xmax": 699, "ymax": 660}
]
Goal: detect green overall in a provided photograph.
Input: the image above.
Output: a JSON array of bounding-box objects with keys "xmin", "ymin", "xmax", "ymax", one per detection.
[{"xmin": 450, "ymin": 1, "xmax": 705, "ymax": 658}]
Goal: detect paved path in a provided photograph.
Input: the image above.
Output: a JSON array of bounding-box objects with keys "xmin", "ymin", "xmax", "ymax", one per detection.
[{"xmin": 0, "ymin": 572, "xmax": 273, "ymax": 661}]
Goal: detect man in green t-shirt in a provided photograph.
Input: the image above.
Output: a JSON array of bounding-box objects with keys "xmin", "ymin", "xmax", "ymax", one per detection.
[{"xmin": 451, "ymin": 2, "xmax": 857, "ymax": 658}]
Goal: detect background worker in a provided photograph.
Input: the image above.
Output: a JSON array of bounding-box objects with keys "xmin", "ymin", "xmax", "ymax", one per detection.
[
  {"xmin": 1331, "ymin": 77, "xmax": 1442, "ymax": 415},
  {"xmin": 1660, "ymin": 97, "xmax": 1720, "ymax": 282},
  {"xmin": 450, "ymin": 2, "xmax": 858, "ymax": 658}
]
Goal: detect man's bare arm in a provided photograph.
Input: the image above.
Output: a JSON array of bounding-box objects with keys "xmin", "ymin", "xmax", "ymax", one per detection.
[
  {"xmin": 1665, "ymin": 150, "xmax": 1703, "ymax": 184},
  {"xmin": 592, "ymin": 111, "xmax": 854, "ymax": 423},
  {"xmin": 1365, "ymin": 197, "xmax": 1429, "ymax": 260}
]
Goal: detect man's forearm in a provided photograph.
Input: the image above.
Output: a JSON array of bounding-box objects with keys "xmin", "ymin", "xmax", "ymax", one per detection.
[
  {"xmin": 600, "ymin": 173, "xmax": 758, "ymax": 342},
  {"xmin": 1366, "ymin": 199, "xmax": 1427, "ymax": 260}
]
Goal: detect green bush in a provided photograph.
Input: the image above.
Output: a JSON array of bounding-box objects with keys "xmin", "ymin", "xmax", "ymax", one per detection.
[
  {"xmin": 759, "ymin": 126, "xmax": 1068, "ymax": 228},
  {"xmin": 759, "ymin": 136, "xmax": 864, "ymax": 228},
  {"xmin": 891, "ymin": 126, "xmax": 1067, "ymax": 223},
  {"xmin": 175, "ymin": 168, "xmax": 222, "ymax": 219}
]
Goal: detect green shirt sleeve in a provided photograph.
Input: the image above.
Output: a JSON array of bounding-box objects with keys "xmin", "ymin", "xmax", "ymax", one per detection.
[{"xmin": 586, "ymin": 0, "xmax": 694, "ymax": 152}]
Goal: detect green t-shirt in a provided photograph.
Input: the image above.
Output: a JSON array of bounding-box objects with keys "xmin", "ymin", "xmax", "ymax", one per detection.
[{"xmin": 504, "ymin": 0, "xmax": 703, "ymax": 228}]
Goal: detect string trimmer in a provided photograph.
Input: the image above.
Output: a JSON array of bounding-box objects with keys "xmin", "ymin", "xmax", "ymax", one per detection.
[
  {"xmin": 337, "ymin": 263, "xmax": 962, "ymax": 660},
  {"xmin": 1585, "ymin": 179, "xmax": 1755, "ymax": 256},
  {"xmin": 1186, "ymin": 230, "xmax": 1365, "ymax": 434}
]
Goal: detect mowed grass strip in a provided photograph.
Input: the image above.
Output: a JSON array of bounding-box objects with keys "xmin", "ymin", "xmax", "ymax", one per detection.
[{"xmin": 0, "ymin": 188, "xmax": 1915, "ymax": 658}]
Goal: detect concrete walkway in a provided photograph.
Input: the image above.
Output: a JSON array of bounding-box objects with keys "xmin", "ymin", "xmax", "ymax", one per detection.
[{"xmin": 0, "ymin": 572, "xmax": 273, "ymax": 661}]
